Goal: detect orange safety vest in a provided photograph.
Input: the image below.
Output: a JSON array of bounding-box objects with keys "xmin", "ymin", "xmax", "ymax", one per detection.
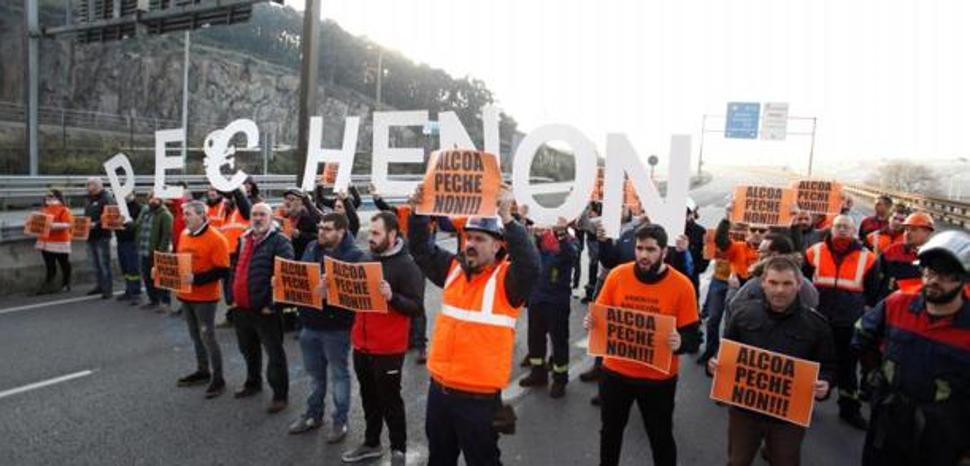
[
  {"xmin": 867, "ymin": 230, "xmax": 903, "ymax": 256},
  {"xmin": 207, "ymin": 202, "xmax": 226, "ymax": 229},
  {"xmin": 219, "ymin": 209, "xmax": 250, "ymax": 255},
  {"xmin": 806, "ymin": 242, "xmax": 876, "ymax": 292},
  {"xmin": 428, "ymin": 259, "xmax": 521, "ymax": 393}
]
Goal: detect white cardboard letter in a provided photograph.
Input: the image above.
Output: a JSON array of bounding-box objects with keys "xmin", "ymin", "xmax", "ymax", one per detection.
[
  {"xmin": 439, "ymin": 105, "xmax": 501, "ymax": 170},
  {"xmin": 372, "ymin": 110, "xmax": 428, "ymax": 196},
  {"xmin": 203, "ymin": 119, "xmax": 259, "ymax": 192},
  {"xmin": 602, "ymin": 134, "xmax": 691, "ymax": 238},
  {"xmin": 154, "ymin": 128, "xmax": 186, "ymax": 199},
  {"xmin": 103, "ymin": 153, "xmax": 136, "ymax": 221},
  {"xmin": 301, "ymin": 116, "xmax": 361, "ymax": 192},
  {"xmin": 512, "ymin": 124, "xmax": 598, "ymax": 226}
]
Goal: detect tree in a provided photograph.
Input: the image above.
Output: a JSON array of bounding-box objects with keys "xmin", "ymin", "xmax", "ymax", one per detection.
[{"xmin": 866, "ymin": 160, "xmax": 941, "ymax": 196}]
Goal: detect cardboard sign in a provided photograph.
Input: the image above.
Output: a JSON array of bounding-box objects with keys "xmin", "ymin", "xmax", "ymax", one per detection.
[
  {"xmin": 731, "ymin": 186, "xmax": 795, "ymax": 227},
  {"xmin": 101, "ymin": 205, "xmax": 125, "ymax": 230},
  {"xmin": 324, "ymin": 257, "xmax": 388, "ymax": 313},
  {"xmin": 587, "ymin": 303, "xmax": 677, "ymax": 374},
  {"xmin": 153, "ymin": 252, "xmax": 192, "ymax": 293},
  {"xmin": 272, "ymin": 257, "xmax": 322, "ymax": 308},
  {"xmin": 320, "ymin": 163, "xmax": 339, "ymax": 187},
  {"xmin": 791, "ymin": 180, "xmax": 843, "ymax": 218},
  {"xmin": 24, "ymin": 212, "xmax": 53, "ymax": 237},
  {"xmin": 71, "ymin": 217, "xmax": 91, "ymax": 241},
  {"xmin": 710, "ymin": 339, "xmax": 821, "ymax": 427},
  {"xmin": 623, "ymin": 179, "xmax": 643, "ymax": 215},
  {"xmin": 417, "ymin": 149, "xmax": 500, "ymax": 217}
]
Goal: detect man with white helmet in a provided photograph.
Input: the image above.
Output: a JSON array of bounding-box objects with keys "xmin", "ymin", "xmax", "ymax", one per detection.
[{"xmin": 853, "ymin": 230, "xmax": 970, "ymax": 466}]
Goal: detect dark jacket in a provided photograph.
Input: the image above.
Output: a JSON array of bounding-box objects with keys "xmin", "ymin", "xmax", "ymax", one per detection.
[
  {"xmin": 408, "ymin": 214, "xmax": 540, "ymax": 308},
  {"xmin": 790, "ymin": 225, "xmax": 827, "ymax": 252},
  {"xmin": 725, "ymin": 297, "xmax": 838, "ymax": 389},
  {"xmin": 85, "ymin": 189, "xmax": 115, "ymax": 241},
  {"xmin": 599, "ymin": 222, "xmax": 695, "ymax": 279},
  {"xmin": 232, "ymin": 228, "xmax": 295, "ymax": 311},
  {"xmin": 134, "ymin": 204, "xmax": 174, "ymax": 258},
  {"xmin": 352, "ymin": 238, "xmax": 426, "ymax": 354},
  {"xmin": 802, "ymin": 235, "xmax": 881, "ymax": 327},
  {"xmin": 116, "ymin": 199, "xmax": 143, "ymax": 242},
  {"xmin": 315, "ymin": 186, "xmax": 361, "ymax": 237},
  {"xmin": 530, "ymin": 232, "xmax": 578, "ymax": 304},
  {"xmin": 685, "ymin": 219, "xmax": 710, "ymax": 286},
  {"xmin": 873, "ymin": 242, "xmax": 921, "ymax": 301},
  {"xmin": 289, "ymin": 203, "xmax": 323, "ymax": 260},
  {"xmin": 299, "ymin": 232, "xmax": 366, "ymax": 331}
]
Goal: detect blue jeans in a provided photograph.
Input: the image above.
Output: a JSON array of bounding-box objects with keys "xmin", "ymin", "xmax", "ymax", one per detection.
[
  {"xmin": 86, "ymin": 237, "xmax": 112, "ymax": 294},
  {"xmin": 299, "ymin": 327, "xmax": 351, "ymax": 425},
  {"xmin": 140, "ymin": 255, "xmax": 170, "ymax": 305},
  {"xmin": 701, "ymin": 278, "xmax": 729, "ymax": 359},
  {"xmin": 117, "ymin": 240, "xmax": 141, "ymax": 297}
]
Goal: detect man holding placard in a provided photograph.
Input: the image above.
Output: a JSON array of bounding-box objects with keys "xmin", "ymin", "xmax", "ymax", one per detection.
[
  {"xmin": 230, "ymin": 203, "xmax": 295, "ymax": 412},
  {"xmin": 340, "ymin": 211, "xmax": 425, "ymax": 465},
  {"xmin": 134, "ymin": 192, "xmax": 173, "ymax": 312},
  {"xmin": 803, "ymin": 215, "xmax": 880, "ymax": 430},
  {"xmin": 585, "ymin": 223, "xmax": 700, "ymax": 466},
  {"xmin": 171, "ymin": 201, "xmax": 231, "ymax": 399},
  {"xmin": 406, "ymin": 182, "xmax": 539, "ymax": 466},
  {"xmin": 84, "ymin": 177, "xmax": 116, "ymax": 299},
  {"xmin": 708, "ymin": 256, "xmax": 836, "ymax": 465},
  {"xmin": 288, "ymin": 212, "xmax": 365, "ymax": 443}
]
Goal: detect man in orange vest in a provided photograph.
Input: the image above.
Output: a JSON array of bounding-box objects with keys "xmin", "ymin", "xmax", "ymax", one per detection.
[
  {"xmin": 204, "ymin": 187, "xmax": 227, "ymax": 229},
  {"xmin": 406, "ymin": 183, "xmax": 539, "ymax": 466},
  {"xmin": 803, "ymin": 214, "xmax": 880, "ymax": 429},
  {"xmin": 585, "ymin": 223, "xmax": 700, "ymax": 466},
  {"xmin": 874, "ymin": 212, "xmax": 935, "ymax": 300},
  {"xmin": 867, "ymin": 204, "xmax": 908, "ymax": 256}
]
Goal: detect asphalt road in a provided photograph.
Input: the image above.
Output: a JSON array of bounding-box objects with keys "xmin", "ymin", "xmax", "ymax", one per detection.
[{"xmin": 0, "ymin": 167, "xmax": 870, "ymax": 465}]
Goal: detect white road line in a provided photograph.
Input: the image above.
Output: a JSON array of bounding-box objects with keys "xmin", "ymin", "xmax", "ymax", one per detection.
[
  {"xmin": 0, "ymin": 291, "xmax": 125, "ymax": 316},
  {"xmin": 0, "ymin": 370, "xmax": 95, "ymax": 400}
]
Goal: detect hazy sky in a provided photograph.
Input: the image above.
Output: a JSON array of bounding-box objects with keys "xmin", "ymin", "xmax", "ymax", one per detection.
[{"xmin": 283, "ymin": 0, "xmax": 970, "ymax": 168}]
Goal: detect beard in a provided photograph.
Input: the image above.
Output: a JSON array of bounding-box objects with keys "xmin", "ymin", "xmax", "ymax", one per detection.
[
  {"xmin": 924, "ymin": 284, "xmax": 964, "ymax": 304},
  {"xmin": 370, "ymin": 237, "xmax": 390, "ymax": 254},
  {"xmin": 635, "ymin": 259, "xmax": 663, "ymax": 279}
]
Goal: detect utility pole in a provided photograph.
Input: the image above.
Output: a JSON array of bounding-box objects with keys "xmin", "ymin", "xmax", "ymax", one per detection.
[
  {"xmin": 181, "ymin": 31, "xmax": 190, "ymax": 161},
  {"xmin": 376, "ymin": 47, "xmax": 383, "ymax": 110},
  {"xmin": 24, "ymin": 0, "xmax": 40, "ymax": 175},
  {"xmin": 807, "ymin": 117, "xmax": 817, "ymax": 177},
  {"xmin": 296, "ymin": 0, "xmax": 321, "ymax": 188}
]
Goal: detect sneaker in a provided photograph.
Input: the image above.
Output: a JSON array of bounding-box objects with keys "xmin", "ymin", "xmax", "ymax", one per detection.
[
  {"xmin": 177, "ymin": 371, "xmax": 211, "ymax": 387},
  {"xmin": 267, "ymin": 399, "xmax": 288, "ymax": 414},
  {"xmin": 390, "ymin": 450, "xmax": 406, "ymax": 466},
  {"xmin": 288, "ymin": 415, "xmax": 322, "ymax": 435},
  {"xmin": 327, "ymin": 423, "xmax": 349, "ymax": 444},
  {"xmin": 204, "ymin": 379, "xmax": 226, "ymax": 399},
  {"xmin": 341, "ymin": 444, "xmax": 383, "ymax": 463}
]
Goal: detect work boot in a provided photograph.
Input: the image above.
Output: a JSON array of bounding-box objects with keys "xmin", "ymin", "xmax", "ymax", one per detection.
[
  {"xmin": 234, "ymin": 384, "xmax": 262, "ymax": 399},
  {"xmin": 341, "ymin": 443, "xmax": 382, "ymax": 463},
  {"xmin": 549, "ymin": 372, "xmax": 567, "ymax": 399},
  {"xmin": 579, "ymin": 365, "xmax": 601, "ymax": 383},
  {"xmin": 518, "ymin": 365, "xmax": 548, "ymax": 388},
  {"xmin": 519, "ymin": 354, "xmax": 531, "ymax": 367},
  {"xmin": 267, "ymin": 399, "xmax": 288, "ymax": 414}
]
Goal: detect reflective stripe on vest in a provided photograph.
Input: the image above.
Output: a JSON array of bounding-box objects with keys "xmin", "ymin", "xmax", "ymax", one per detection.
[
  {"xmin": 809, "ymin": 243, "xmax": 872, "ymax": 292},
  {"xmin": 440, "ymin": 264, "xmax": 515, "ymax": 328}
]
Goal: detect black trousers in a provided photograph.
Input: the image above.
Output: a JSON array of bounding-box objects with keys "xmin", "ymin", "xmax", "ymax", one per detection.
[
  {"xmin": 426, "ymin": 381, "xmax": 501, "ymax": 466},
  {"xmin": 599, "ymin": 370, "xmax": 677, "ymax": 466},
  {"xmin": 831, "ymin": 325, "xmax": 860, "ymax": 413},
  {"xmin": 527, "ymin": 299, "xmax": 571, "ymax": 373},
  {"xmin": 354, "ymin": 351, "xmax": 407, "ymax": 451},
  {"xmin": 727, "ymin": 408, "xmax": 805, "ymax": 466},
  {"xmin": 234, "ymin": 309, "xmax": 289, "ymax": 401},
  {"xmin": 41, "ymin": 250, "xmax": 71, "ymax": 287}
]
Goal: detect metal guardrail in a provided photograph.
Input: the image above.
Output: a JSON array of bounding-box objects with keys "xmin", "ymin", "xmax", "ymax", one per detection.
[{"xmin": 843, "ymin": 182, "xmax": 970, "ymax": 230}]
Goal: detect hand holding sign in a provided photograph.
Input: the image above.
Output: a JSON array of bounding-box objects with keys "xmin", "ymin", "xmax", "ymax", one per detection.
[
  {"xmin": 378, "ymin": 280, "xmax": 393, "ymax": 301},
  {"xmin": 668, "ymin": 330, "xmax": 682, "ymax": 352}
]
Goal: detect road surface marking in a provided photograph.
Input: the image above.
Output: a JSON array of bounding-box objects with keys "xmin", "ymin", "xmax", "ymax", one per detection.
[
  {"xmin": 0, "ymin": 370, "xmax": 95, "ymax": 400},
  {"xmin": 0, "ymin": 291, "xmax": 125, "ymax": 316}
]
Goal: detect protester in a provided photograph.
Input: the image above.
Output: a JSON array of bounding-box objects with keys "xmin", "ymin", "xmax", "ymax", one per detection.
[
  {"xmin": 803, "ymin": 214, "xmax": 879, "ymax": 429},
  {"xmin": 116, "ymin": 193, "xmax": 144, "ymax": 304},
  {"xmin": 586, "ymin": 223, "xmax": 700, "ymax": 466},
  {"xmin": 282, "ymin": 188, "xmax": 324, "ymax": 260},
  {"xmin": 859, "ymin": 195, "xmax": 893, "ymax": 247},
  {"xmin": 709, "ymin": 256, "xmax": 836, "ymax": 466},
  {"xmin": 84, "ymin": 177, "xmax": 115, "ymax": 299},
  {"xmin": 519, "ymin": 218, "xmax": 578, "ymax": 398},
  {"xmin": 340, "ymin": 212, "xmax": 425, "ymax": 465},
  {"xmin": 726, "ymin": 233, "xmax": 819, "ymax": 321},
  {"xmin": 34, "ymin": 189, "xmax": 73, "ymax": 295},
  {"xmin": 867, "ymin": 204, "xmax": 908, "ymax": 256},
  {"xmin": 134, "ymin": 191, "xmax": 173, "ymax": 312},
  {"xmin": 407, "ymin": 183, "xmax": 539, "ymax": 465},
  {"xmin": 169, "ymin": 200, "xmax": 231, "ymax": 399},
  {"xmin": 289, "ymin": 212, "xmax": 364, "ymax": 443},
  {"xmin": 873, "ymin": 212, "xmax": 934, "ymax": 300},
  {"xmin": 853, "ymin": 230, "xmax": 970, "ymax": 466}
]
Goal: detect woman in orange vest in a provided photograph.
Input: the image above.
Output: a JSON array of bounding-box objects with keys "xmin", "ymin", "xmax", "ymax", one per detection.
[
  {"xmin": 34, "ymin": 189, "xmax": 74, "ymax": 294},
  {"xmin": 406, "ymin": 183, "xmax": 539, "ymax": 465}
]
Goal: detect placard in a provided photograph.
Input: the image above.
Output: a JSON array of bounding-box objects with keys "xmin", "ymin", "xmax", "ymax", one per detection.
[
  {"xmin": 23, "ymin": 212, "xmax": 53, "ymax": 237},
  {"xmin": 71, "ymin": 217, "xmax": 91, "ymax": 241},
  {"xmin": 417, "ymin": 150, "xmax": 500, "ymax": 217},
  {"xmin": 730, "ymin": 186, "xmax": 795, "ymax": 226},
  {"xmin": 324, "ymin": 257, "xmax": 388, "ymax": 313},
  {"xmin": 272, "ymin": 257, "xmax": 323, "ymax": 308},
  {"xmin": 101, "ymin": 205, "xmax": 125, "ymax": 230},
  {"xmin": 710, "ymin": 339, "xmax": 821, "ymax": 427},
  {"xmin": 587, "ymin": 303, "xmax": 677, "ymax": 374},
  {"xmin": 153, "ymin": 252, "xmax": 192, "ymax": 293}
]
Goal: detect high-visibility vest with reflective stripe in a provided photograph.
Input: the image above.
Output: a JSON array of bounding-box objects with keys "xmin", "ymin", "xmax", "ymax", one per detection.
[
  {"xmin": 867, "ymin": 230, "xmax": 902, "ymax": 256},
  {"xmin": 219, "ymin": 209, "xmax": 249, "ymax": 254},
  {"xmin": 207, "ymin": 202, "xmax": 226, "ymax": 229},
  {"xmin": 428, "ymin": 259, "xmax": 520, "ymax": 394},
  {"xmin": 806, "ymin": 242, "xmax": 875, "ymax": 292}
]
